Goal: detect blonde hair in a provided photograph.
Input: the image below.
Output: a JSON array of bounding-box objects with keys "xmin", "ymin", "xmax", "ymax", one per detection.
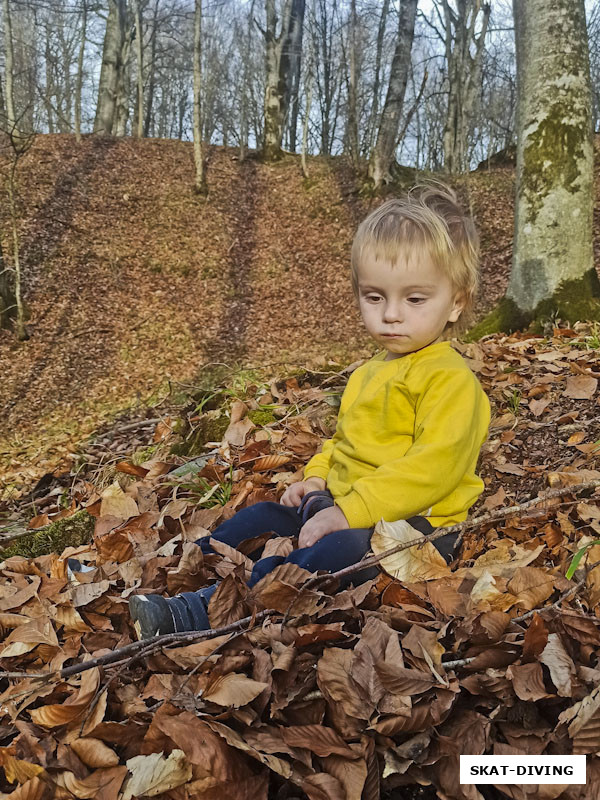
[{"xmin": 351, "ymin": 181, "xmax": 480, "ymax": 329}]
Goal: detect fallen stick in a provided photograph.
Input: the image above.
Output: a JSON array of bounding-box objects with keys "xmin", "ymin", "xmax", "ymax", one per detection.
[{"xmin": 283, "ymin": 478, "xmax": 600, "ymax": 619}]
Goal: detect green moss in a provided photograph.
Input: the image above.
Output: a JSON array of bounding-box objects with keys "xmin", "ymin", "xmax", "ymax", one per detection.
[
  {"xmin": 247, "ymin": 408, "xmax": 277, "ymax": 427},
  {"xmin": 170, "ymin": 411, "xmax": 230, "ymax": 456},
  {"xmin": 466, "ymin": 270, "xmax": 600, "ymax": 339},
  {"xmin": 522, "ymin": 104, "xmax": 588, "ymax": 224},
  {"xmin": 0, "ymin": 510, "xmax": 94, "ymax": 560},
  {"xmin": 131, "ymin": 444, "xmax": 158, "ymax": 465},
  {"xmin": 464, "ymin": 297, "xmax": 529, "ymax": 340},
  {"xmin": 531, "ymin": 269, "xmax": 600, "ymax": 329}
]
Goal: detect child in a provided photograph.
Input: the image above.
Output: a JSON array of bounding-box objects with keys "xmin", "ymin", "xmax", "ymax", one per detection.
[{"xmin": 129, "ymin": 182, "xmax": 491, "ymax": 640}]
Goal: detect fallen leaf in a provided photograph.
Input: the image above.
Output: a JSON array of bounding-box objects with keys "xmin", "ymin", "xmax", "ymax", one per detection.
[
  {"xmin": 563, "ymin": 375, "xmax": 597, "ymax": 399},
  {"xmin": 202, "ymin": 672, "xmax": 268, "ymax": 707},
  {"xmin": 122, "ymin": 750, "xmax": 192, "ymax": 800}
]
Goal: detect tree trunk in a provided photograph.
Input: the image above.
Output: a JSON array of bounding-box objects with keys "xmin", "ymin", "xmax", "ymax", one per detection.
[
  {"xmin": 263, "ymin": 0, "xmax": 285, "ymax": 160},
  {"xmin": 0, "ymin": 238, "xmax": 15, "ymax": 331},
  {"xmin": 301, "ymin": 49, "xmax": 314, "ymax": 178},
  {"xmin": 2, "ymin": 0, "xmax": 17, "ymax": 135},
  {"xmin": 345, "ymin": 0, "xmax": 359, "ymax": 166},
  {"xmin": 75, "ymin": 0, "xmax": 87, "ymax": 142},
  {"xmin": 133, "ymin": 0, "xmax": 144, "ymax": 138},
  {"xmin": 470, "ymin": 0, "xmax": 598, "ymax": 336},
  {"xmin": 281, "ymin": 0, "xmax": 305, "ymax": 151},
  {"xmin": 7, "ymin": 161, "xmax": 27, "ymax": 340},
  {"xmin": 263, "ymin": 0, "xmax": 304, "ymax": 161},
  {"xmin": 508, "ymin": 0, "xmax": 596, "ymax": 314},
  {"xmin": 143, "ymin": 0, "xmax": 159, "ymax": 137},
  {"xmin": 369, "ymin": 0, "xmax": 418, "ymax": 187},
  {"xmin": 287, "ymin": 5, "xmax": 304, "ymax": 152},
  {"xmin": 115, "ymin": 30, "xmax": 132, "ymax": 136},
  {"xmin": 94, "ymin": 0, "xmax": 128, "ymax": 135},
  {"xmin": 44, "ymin": 34, "xmax": 55, "ymax": 134},
  {"xmin": 193, "ymin": 0, "xmax": 206, "ymax": 193},
  {"xmin": 441, "ymin": 0, "xmax": 491, "ymax": 175},
  {"xmin": 365, "ymin": 0, "xmax": 390, "ymax": 156}
]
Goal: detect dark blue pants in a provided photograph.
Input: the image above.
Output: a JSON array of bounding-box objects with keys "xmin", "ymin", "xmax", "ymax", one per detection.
[{"xmin": 191, "ymin": 490, "xmax": 457, "ymax": 605}]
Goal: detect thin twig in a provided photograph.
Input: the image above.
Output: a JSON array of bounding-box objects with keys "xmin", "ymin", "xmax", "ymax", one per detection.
[
  {"xmin": 512, "ymin": 558, "xmax": 600, "ymax": 623},
  {"xmin": 283, "ymin": 479, "xmax": 600, "ymax": 621},
  {"xmin": 0, "ymin": 609, "xmax": 276, "ymax": 683}
]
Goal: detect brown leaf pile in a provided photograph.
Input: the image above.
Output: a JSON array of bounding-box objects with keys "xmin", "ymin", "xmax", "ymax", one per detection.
[{"xmin": 3, "ymin": 328, "xmax": 600, "ymax": 798}]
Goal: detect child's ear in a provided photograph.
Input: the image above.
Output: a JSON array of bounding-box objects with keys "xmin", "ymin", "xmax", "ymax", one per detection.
[{"xmin": 448, "ymin": 291, "xmax": 466, "ymax": 323}]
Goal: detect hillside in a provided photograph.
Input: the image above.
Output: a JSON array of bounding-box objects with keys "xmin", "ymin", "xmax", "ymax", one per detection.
[{"xmin": 0, "ymin": 133, "xmax": 525, "ymax": 497}]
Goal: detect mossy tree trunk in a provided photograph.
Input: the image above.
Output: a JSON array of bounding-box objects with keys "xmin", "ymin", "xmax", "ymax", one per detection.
[
  {"xmin": 471, "ymin": 0, "xmax": 597, "ymax": 338},
  {"xmin": 509, "ymin": 0, "xmax": 596, "ymax": 315}
]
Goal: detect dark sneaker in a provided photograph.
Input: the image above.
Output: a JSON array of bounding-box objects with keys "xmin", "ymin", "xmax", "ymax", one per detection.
[{"xmin": 129, "ymin": 594, "xmax": 176, "ymax": 640}]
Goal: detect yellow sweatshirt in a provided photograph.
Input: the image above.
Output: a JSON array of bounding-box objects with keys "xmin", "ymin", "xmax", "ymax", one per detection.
[{"xmin": 303, "ymin": 341, "xmax": 490, "ymax": 530}]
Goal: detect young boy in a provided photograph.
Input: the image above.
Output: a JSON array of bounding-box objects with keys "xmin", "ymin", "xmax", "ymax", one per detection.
[{"xmin": 129, "ymin": 183, "xmax": 491, "ymax": 640}]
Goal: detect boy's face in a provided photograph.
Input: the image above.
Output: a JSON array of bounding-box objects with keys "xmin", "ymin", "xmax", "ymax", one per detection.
[{"xmin": 356, "ymin": 246, "xmax": 465, "ymax": 360}]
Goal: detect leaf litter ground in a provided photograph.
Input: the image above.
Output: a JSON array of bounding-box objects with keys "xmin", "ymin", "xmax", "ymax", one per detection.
[{"xmin": 2, "ymin": 327, "xmax": 600, "ymax": 798}]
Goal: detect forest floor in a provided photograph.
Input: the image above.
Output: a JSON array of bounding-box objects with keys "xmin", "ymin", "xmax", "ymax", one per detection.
[
  {"xmin": 0, "ymin": 328, "xmax": 599, "ymax": 799},
  {"xmin": 1, "ymin": 135, "xmax": 600, "ymax": 798},
  {"xmin": 0, "ymin": 133, "xmax": 520, "ymax": 499}
]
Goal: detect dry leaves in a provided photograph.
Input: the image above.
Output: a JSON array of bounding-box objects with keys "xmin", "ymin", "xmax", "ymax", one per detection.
[{"xmin": 2, "ymin": 329, "xmax": 600, "ymax": 798}]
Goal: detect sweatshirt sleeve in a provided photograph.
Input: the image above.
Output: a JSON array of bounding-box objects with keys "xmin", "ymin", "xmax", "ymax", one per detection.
[
  {"xmin": 303, "ymin": 436, "xmax": 337, "ymax": 481},
  {"xmin": 334, "ymin": 366, "xmax": 490, "ymax": 528},
  {"xmin": 303, "ymin": 375, "xmax": 357, "ymax": 481}
]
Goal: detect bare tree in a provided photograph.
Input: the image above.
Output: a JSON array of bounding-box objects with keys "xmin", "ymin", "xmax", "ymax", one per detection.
[
  {"xmin": 132, "ymin": 0, "xmax": 144, "ymax": 138},
  {"xmin": 424, "ymin": 0, "xmax": 491, "ymax": 174},
  {"xmin": 364, "ymin": 0, "xmax": 390, "ymax": 156},
  {"xmin": 0, "ymin": 130, "xmax": 34, "ymax": 340},
  {"xmin": 75, "ymin": 0, "xmax": 88, "ymax": 141},
  {"xmin": 344, "ymin": 0, "xmax": 359, "ymax": 166},
  {"xmin": 193, "ymin": 0, "xmax": 206, "ymax": 192},
  {"xmin": 2, "ymin": 0, "xmax": 18, "ymax": 136},
  {"xmin": 369, "ymin": 0, "xmax": 418, "ymax": 187},
  {"xmin": 94, "ymin": 0, "xmax": 131, "ymax": 135},
  {"xmin": 261, "ymin": 0, "xmax": 305, "ymax": 160}
]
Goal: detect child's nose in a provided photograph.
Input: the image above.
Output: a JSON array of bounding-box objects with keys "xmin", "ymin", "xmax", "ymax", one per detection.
[{"xmin": 383, "ymin": 302, "xmax": 404, "ymax": 322}]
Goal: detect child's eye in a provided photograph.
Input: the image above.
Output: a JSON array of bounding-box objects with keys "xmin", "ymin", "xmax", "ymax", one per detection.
[
  {"xmin": 407, "ymin": 297, "xmax": 426, "ymax": 304},
  {"xmin": 365, "ymin": 295, "xmax": 381, "ymax": 302}
]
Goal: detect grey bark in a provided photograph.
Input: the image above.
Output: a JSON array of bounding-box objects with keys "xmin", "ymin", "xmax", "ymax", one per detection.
[
  {"xmin": 2, "ymin": 0, "xmax": 17, "ymax": 134},
  {"xmin": 94, "ymin": 0, "xmax": 129, "ymax": 135},
  {"xmin": 282, "ymin": 0, "xmax": 305, "ymax": 150},
  {"xmin": 441, "ymin": 0, "xmax": 491, "ymax": 174},
  {"xmin": 75, "ymin": 0, "xmax": 87, "ymax": 142},
  {"xmin": 133, "ymin": 0, "xmax": 144, "ymax": 138},
  {"xmin": 345, "ymin": 0, "xmax": 358, "ymax": 166},
  {"xmin": 365, "ymin": 0, "xmax": 390, "ymax": 156},
  {"xmin": 369, "ymin": 0, "xmax": 418, "ymax": 187},
  {"xmin": 143, "ymin": 0, "xmax": 159, "ymax": 137},
  {"xmin": 115, "ymin": 30, "xmax": 132, "ymax": 136},
  {"xmin": 0, "ymin": 236, "xmax": 15, "ymax": 332},
  {"xmin": 263, "ymin": 0, "xmax": 305, "ymax": 161},
  {"xmin": 263, "ymin": 0, "xmax": 289, "ymax": 159},
  {"xmin": 193, "ymin": 0, "xmax": 206, "ymax": 192},
  {"xmin": 507, "ymin": 0, "xmax": 594, "ymax": 312}
]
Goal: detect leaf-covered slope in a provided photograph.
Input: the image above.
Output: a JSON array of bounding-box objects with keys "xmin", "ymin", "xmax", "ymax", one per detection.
[{"xmin": 0, "ymin": 134, "xmax": 515, "ymax": 493}]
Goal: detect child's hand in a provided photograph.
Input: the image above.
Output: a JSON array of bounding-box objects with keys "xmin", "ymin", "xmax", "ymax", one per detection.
[
  {"xmin": 280, "ymin": 477, "xmax": 326, "ymax": 507},
  {"xmin": 298, "ymin": 506, "xmax": 349, "ymax": 548}
]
